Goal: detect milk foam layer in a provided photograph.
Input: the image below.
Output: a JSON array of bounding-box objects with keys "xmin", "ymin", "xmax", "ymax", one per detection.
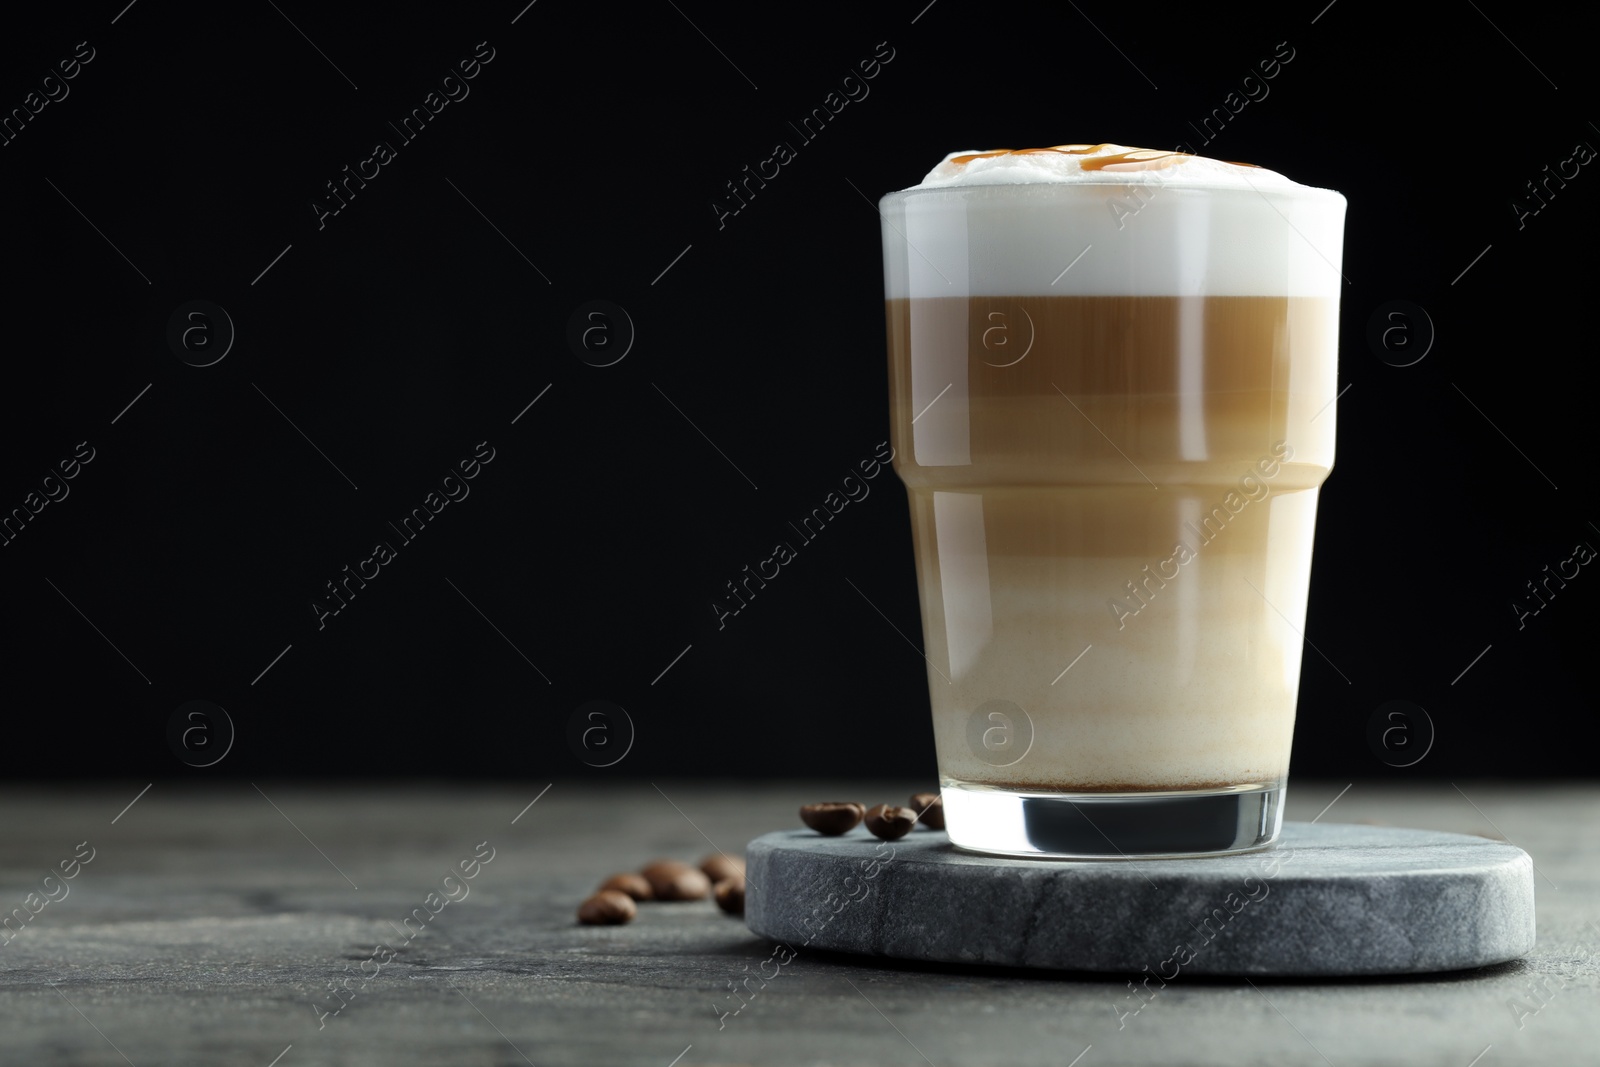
[
  {"xmin": 909, "ymin": 143, "xmax": 1317, "ymax": 192},
  {"xmin": 881, "ymin": 143, "xmax": 1346, "ymax": 298}
]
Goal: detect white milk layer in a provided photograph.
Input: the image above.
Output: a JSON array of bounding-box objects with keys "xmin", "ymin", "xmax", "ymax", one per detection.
[{"xmin": 913, "ymin": 485, "xmax": 1321, "ymax": 790}]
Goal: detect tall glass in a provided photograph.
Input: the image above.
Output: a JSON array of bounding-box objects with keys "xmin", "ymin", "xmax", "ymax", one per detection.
[{"xmin": 881, "ymin": 171, "xmax": 1346, "ymax": 857}]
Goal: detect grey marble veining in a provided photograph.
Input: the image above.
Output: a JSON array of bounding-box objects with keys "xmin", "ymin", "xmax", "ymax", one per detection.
[{"xmin": 745, "ymin": 821, "xmax": 1537, "ymax": 976}]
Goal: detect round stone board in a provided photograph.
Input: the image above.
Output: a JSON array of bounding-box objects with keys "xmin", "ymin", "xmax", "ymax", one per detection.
[{"xmin": 744, "ymin": 821, "xmax": 1535, "ymax": 976}]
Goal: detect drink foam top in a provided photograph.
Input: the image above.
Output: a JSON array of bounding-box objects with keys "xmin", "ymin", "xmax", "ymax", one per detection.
[
  {"xmin": 880, "ymin": 143, "xmax": 1346, "ymax": 297},
  {"xmin": 906, "ymin": 143, "xmax": 1319, "ymax": 193}
]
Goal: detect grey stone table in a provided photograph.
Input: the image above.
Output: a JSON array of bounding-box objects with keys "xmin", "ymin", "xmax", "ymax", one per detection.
[{"xmin": 1, "ymin": 781, "xmax": 1596, "ymax": 1066}]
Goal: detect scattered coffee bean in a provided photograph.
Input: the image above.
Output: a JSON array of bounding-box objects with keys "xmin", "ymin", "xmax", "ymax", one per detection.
[
  {"xmin": 800, "ymin": 802, "xmax": 865, "ymax": 835},
  {"xmin": 909, "ymin": 791, "xmax": 945, "ymax": 830},
  {"xmin": 640, "ymin": 859, "xmax": 711, "ymax": 901},
  {"xmin": 700, "ymin": 853, "xmax": 744, "ymax": 884},
  {"xmin": 599, "ymin": 872, "xmax": 654, "ymax": 901},
  {"xmin": 863, "ymin": 804, "xmax": 916, "ymax": 841},
  {"xmin": 713, "ymin": 877, "xmax": 745, "ymax": 916},
  {"xmin": 577, "ymin": 889, "xmax": 637, "ymax": 925}
]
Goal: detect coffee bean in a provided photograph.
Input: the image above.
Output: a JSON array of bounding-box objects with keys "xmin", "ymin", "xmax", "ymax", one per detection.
[
  {"xmin": 713, "ymin": 877, "xmax": 745, "ymax": 916},
  {"xmin": 863, "ymin": 804, "xmax": 916, "ymax": 841},
  {"xmin": 909, "ymin": 791, "xmax": 945, "ymax": 830},
  {"xmin": 700, "ymin": 853, "xmax": 744, "ymax": 884},
  {"xmin": 800, "ymin": 802, "xmax": 865, "ymax": 835},
  {"xmin": 577, "ymin": 889, "xmax": 637, "ymax": 925},
  {"xmin": 640, "ymin": 859, "xmax": 711, "ymax": 901},
  {"xmin": 598, "ymin": 872, "xmax": 654, "ymax": 901}
]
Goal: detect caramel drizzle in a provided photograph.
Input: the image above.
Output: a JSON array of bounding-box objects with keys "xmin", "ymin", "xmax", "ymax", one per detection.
[
  {"xmin": 949, "ymin": 143, "xmax": 1257, "ymax": 173},
  {"xmin": 948, "ymin": 144, "xmax": 1105, "ymax": 164},
  {"xmin": 1080, "ymin": 148, "xmax": 1193, "ymax": 173}
]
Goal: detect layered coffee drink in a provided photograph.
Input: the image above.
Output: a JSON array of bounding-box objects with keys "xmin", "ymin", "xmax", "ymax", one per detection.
[{"xmin": 880, "ymin": 144, "xmax": 1346, "ymax": 856}]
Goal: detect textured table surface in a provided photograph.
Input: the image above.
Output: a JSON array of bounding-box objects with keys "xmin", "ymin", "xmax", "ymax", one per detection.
[{"xmin": 0, "ymin": 781, "xmax": 1596, "ymax": 1066}]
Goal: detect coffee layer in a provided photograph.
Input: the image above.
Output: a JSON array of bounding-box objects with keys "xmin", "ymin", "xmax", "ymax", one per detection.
[{"xmin": 887, "ymin": 295, "xmax": 1337, "ymax": 501}]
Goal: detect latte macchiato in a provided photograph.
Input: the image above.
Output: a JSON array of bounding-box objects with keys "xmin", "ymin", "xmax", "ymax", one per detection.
[{"xmin": 879, "ymin": 144, "xmax": 1346, "ymax": 856}]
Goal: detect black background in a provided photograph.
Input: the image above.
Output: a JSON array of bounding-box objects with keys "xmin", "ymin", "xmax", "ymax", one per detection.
[{"xmin": 1, "ymin": 0, "xmax": 1591, "ymax": 783}]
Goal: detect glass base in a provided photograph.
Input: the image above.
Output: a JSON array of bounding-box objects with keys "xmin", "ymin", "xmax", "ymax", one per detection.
[{"xmin": 941, "ymin": 780, "xmax": 1284, "ymax": 859}]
